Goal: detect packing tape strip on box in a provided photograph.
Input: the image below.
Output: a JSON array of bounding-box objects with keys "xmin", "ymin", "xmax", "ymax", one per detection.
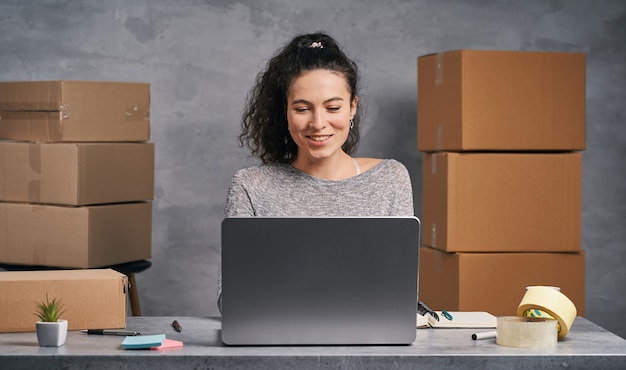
[{"xmin": 495, "ymin": 286, "xmax": 577, "ymax": 348}]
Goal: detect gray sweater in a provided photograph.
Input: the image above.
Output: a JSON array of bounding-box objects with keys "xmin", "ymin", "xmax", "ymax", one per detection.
[
  {"xmin": 224, "ymin": 159, "xmax": 414, "ymax": 217},
  {"xmin": 218, "ymin": 159, "xmax": 415, "ymax": 310}
]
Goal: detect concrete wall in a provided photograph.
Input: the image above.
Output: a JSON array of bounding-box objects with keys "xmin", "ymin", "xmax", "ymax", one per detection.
[{"xmin": 1, "ymin": 0, "xmax": 624, "ymax": 339}]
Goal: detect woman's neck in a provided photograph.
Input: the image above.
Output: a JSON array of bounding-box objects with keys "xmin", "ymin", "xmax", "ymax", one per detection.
[{"xmin": 291, "ymin": 152, "xmax": 357, "ymax": 180}]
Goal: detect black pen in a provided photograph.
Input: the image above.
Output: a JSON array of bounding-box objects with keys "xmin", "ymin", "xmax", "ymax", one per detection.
[{"xmin": 81, "ymin": 329, "xmax": 140, "ymax": 336}]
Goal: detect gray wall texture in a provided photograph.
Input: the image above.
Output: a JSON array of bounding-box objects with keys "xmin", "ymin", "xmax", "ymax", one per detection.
[{"xmin": 1, "ymin": 0, "xmax": 625, "ymax": 339}]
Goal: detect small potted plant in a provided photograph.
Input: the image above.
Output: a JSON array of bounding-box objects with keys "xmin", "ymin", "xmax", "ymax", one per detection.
[{"xmin": 35, "ymin": 294, "xmax": 68, "ymax": 347}]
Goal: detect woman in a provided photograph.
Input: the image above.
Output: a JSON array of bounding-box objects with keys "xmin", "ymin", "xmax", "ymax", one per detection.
[
  {"xmin": 226, "ymin": 32, "xmax": 414, "ymax": 217},
  {"xmin": 219, "ymin": 32, "xmax": 414, "ymax": 310}
]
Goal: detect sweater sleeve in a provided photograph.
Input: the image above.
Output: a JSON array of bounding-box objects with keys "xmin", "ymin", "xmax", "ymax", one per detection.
[
  {"xmin": 224, "ymin": 170, "xmax": 255, "ymax": 217},
  {"xmin": 390, "ymin": 160, "xmax": 415, "ymax": 216}
]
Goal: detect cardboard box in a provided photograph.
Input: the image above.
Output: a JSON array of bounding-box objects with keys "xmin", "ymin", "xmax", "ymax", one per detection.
[
  {"xmin": 0, "ymin": 202, "xmax": 152, "ymax": 268},
  {"xmin": 0, "ymin": 80, "xmax": 150, "ymax": 142},
  {"xmin": 422, "ymin": 152, "xmax": 581, "ymax": 252},
  {"xmin": 417, "ymin": 50, "xmax": 586, "ymax": 151},
  {"xmin": 418, "ymin": 246, "xmax": 585, "ymax": 316},
  {"xmin": 0, "ymin": 269, "xmax": 127, "ymax": 332},
  {"xmin": 0, "ymin": 142, "xmax": 155, "ymax": 206}
]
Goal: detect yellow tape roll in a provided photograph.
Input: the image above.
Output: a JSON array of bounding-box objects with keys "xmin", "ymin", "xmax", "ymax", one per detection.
[
  {"xmin": 522, "ymin": 308, "xmax": 561, "ymax": 333},
  {"xmin": 516, "ymin": 286, "xmax": 577, "ymax": 338},
  {"xmin": 496, "ymin": 317, "xmax": 557, "ymax": 348}
]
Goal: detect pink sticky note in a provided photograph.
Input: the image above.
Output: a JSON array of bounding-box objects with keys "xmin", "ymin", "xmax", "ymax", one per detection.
[{"xmin": 151, "ymin": 338, "xmax": 184, "ymax": 350}]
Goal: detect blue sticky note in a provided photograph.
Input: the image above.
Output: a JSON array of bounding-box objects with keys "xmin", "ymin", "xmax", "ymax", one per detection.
[{"xmin": 121, "ymin": 334, "xmax": 166, "ymax": 349}]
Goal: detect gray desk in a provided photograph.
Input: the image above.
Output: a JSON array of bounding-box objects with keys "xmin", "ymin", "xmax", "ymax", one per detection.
[{"xmin": 0, "ymin": 316, "xmax": 624, "ymax": 369}]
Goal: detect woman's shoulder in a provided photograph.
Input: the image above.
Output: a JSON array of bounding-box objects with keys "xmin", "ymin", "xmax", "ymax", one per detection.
[
  {"xmin": 356, "ymin": 157, "xmax": 408, "ymax": 175},
  {"xmin": 354, "ymin": 157, "xmax": 382, "ymax": 173},
  {"xmin": 231, "ymin": 163, "xmax": 293, "ymax": 184}
]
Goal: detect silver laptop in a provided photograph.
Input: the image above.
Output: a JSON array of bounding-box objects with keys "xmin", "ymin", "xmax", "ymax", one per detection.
[{"xmin": 220, "ymin": 216, "xmax": 420, "ymax": 346}]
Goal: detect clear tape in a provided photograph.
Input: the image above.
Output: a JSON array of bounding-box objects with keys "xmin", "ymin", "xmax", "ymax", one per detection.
[
  {"xmin": 435, "ymin": 53, "xmax": 444, "ymax": 86},
  {"xmin": 125, "ymin": 105, "xmax": 150, "ymax": 121}
]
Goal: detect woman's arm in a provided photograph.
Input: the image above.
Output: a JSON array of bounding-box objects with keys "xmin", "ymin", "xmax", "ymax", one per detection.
[
  {"xmin": 391, "ymin": 160, "xmax": 415, "ymax": 216},
  {"xmin": 224, "ymin": 170, "xmax": 255, "ymax": 217}
]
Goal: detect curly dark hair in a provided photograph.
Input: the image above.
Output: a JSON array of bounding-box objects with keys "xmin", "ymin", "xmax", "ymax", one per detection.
[{"xmin": 239, "ymin": 32, "xmax": 362, "ymax": 164}]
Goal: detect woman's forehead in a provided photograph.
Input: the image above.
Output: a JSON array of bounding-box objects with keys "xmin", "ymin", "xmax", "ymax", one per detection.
[{"xmin": 288, "ymin": 69, "xmax": 352, "ymax": 100}]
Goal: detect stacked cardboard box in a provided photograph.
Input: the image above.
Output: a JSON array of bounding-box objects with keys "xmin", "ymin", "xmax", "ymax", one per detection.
[
  {"xmin": 0, "ymin": 81, "xmax": 153, "ymax": 269},
  {"xmin": 416, "ymin": 50, "xmax": 586, "ymax": 316}
]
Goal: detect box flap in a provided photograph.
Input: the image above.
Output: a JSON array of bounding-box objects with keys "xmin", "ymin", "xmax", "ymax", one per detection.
[{"xmin": 0, "ymin": 81, "xmax": 63, "ymax": 111}]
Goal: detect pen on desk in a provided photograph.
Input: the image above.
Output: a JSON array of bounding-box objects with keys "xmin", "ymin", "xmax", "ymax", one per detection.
[
  {"xmin": 81, "ymin": 329, "xmax": 140, "ymax": 336},
  {"xmin": 171, "ymin": 320, "xmax": 182, "ymax": 332},
  {"xmin": 441, "ymin": 310, "xmax": 453, "ymax": 321},
  {"xmin": 471, "ymin": 330, "xmax": 497, "ymax": 340}
]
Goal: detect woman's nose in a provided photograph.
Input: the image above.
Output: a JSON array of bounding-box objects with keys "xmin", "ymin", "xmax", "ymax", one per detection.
[{"xmin": 310, "ymin": 111, "xmax": 325, "ymax": 129}]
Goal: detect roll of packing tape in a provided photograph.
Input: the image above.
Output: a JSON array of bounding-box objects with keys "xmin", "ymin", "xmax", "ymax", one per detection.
[
  {"xmin": 522, "ymin": 308, "xmax": 561, "ymax": 333},
  {"xmin": 517, "ymin": 286, "xmax": 577, "ymax": 338},
  {"xmin": 521, "ymin": 286, "xmax": 561, "ymax": 332},
  {"xmin": 496, "ymin": 317, "xmax": 558, "ymax": 348}
]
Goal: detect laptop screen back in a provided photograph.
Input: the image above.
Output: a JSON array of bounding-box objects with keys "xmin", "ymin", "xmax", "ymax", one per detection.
[{"xmin": 221, "ymin": 216, "xmax": 420, "ymax": 345}]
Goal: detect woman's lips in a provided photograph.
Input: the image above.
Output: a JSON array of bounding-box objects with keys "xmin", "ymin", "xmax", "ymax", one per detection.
[{"xmin": 307, "ymin": 135, "xmax": 332, "ymax": 142}]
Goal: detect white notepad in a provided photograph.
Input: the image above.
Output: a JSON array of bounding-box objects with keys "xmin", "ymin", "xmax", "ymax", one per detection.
[{"xmin": 417, "ymin": 311, "xmax": 497, "ymax": 328}]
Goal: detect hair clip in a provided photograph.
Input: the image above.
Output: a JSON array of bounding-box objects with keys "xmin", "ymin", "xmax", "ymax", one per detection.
[{"xmin": 309, "ymin": 41, "xmax": 324, "ymax": 48}]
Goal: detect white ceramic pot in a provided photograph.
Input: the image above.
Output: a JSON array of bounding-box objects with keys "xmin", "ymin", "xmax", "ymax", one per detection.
[{"xmin": 36, "ymin": 319, "xmax": 68, "ymax": 347}]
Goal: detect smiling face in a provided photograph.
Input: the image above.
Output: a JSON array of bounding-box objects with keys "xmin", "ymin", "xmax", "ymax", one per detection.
[{"xmin": 286, "ymin": 69, "xmax": 358, "ymax": 166}]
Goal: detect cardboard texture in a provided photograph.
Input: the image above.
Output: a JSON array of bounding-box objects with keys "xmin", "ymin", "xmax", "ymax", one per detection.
[
  {"xmin": 417, "ymin": 50, "xmax": 586, "ymax": 151},
  {"xmin": 0, "ymin": 142, "xmax": 155, "ymax": 206},
  {"xmin": 0, "ymin": 202, "xmax": 152, "ymax": 268},
  {"xmin": 0, "ymin": 269, "xmax": 127, "ymax": 333},
  {"xmin": 422, "ymin": 152, "xmax": 581, "ymax": 252},
  {"xmin": 418, "ymin": 246, "xmax": 586, "ymax": 316},
  {"xmin": 0, "ymin": 80, "xmax": 150, "ymax": 142}
]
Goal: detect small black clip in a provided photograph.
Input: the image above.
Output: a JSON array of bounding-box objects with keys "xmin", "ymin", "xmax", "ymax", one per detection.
[
  {"xmin": 171, "ymin": 320, "xmax": 182, "ymax": 332},
  {"xmin": 418, "ymin": 301, "xmax": 439, "ymax": 321}
]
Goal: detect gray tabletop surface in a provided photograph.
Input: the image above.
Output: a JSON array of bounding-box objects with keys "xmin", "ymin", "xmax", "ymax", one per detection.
[{"xmin": 0, "ymin": 316, "xmax": 625, "ymax": 369}]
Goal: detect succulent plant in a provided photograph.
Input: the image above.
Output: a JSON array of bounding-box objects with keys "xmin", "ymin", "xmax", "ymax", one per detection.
[{"xmin": 35, "ymin": 294, "xmax": 66, "ymax": 322}]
